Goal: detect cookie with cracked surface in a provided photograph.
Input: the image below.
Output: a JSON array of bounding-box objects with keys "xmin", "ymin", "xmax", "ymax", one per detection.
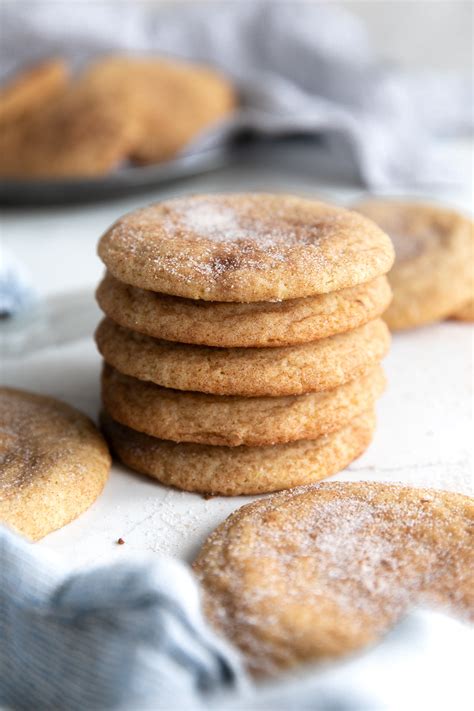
[
  {"xmin": 354, "ymin": 199, "xmax": 474, "ymax": 331},
  {"xmin": 0, "ymin": 387, "xmax": 110, "ymax": 541},
  {"xmin": 98, "ymin": 194, "xmax": 395, "ymax": 302},
  {"xmin": 100, "ymin": 409, "xmax": 376, "ymax": 496},
  {"xmin": 95, "ymin": 317, "xmax": 390, "ymax": 397},
  {"xmin": 193, "ymin": 482, "xmax": 474, "ymax": 676},
  {"xmin": 96, "ymin": 272, "xmax": 392, "ymax": 347},
  {"xmin": 0, "ymin": 59, "xmax": 68, "ymax": 124},
  {"xmin": 101, "ymin": 363, "xmax": 385, "ymax": 446},
  {"xmin": 83, "ymin": 56, "xmax": 235, "ymax": 165}
]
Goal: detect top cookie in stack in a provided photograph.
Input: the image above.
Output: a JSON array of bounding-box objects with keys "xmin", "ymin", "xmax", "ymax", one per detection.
[{"xmin": 96, "ymin": 193, "xmax": 394, "ymax": 495}]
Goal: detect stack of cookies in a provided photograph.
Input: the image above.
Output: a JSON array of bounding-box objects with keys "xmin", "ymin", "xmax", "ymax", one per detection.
[{"xmin": 95, "ymin": 194, "xmax": 394, "ymax": 495}]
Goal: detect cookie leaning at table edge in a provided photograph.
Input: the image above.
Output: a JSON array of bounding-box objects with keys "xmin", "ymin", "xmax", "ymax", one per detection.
[{"xmin": 0, "ymin": 387, "xmax": 110, "ymax": 541}]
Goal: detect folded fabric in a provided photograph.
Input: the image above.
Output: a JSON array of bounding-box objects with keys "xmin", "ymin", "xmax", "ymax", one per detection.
[
  {"xmin": 1, "ymin": 1, "xmax": 471, "ymax": 187},
  {"xmin": 0, "ymin": 526, "xmax": 244, "ymax": 711},
  {"xmin": 1, "ymin": 525, "xmax": 473, "ymax": 711}
]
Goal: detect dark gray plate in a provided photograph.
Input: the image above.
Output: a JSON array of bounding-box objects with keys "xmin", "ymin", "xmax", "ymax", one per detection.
[{"xmin": 0, "ymin": 146, "xmax": 233, "ymax": 206}]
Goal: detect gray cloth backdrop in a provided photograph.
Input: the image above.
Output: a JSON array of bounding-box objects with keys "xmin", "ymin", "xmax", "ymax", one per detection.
[{"xmin": 0, "ymin": 1, "xmax": 472, "ymax": 187}]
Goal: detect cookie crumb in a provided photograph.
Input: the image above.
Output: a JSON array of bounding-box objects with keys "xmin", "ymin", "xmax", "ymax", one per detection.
[{"xmin": 117, "ymin": 537, "xmax": 125, "ymax": 545}]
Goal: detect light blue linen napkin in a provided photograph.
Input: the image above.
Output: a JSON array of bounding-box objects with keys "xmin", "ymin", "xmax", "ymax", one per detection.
[{"xmin": 0, "ymin": 526, "xmax": 244, "ymax": 711}]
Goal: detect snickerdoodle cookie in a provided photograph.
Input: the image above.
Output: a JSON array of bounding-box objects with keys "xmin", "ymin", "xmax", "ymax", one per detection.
[
  {"xmin": 101, "ymin": 410, "xmax": 376, "ymax": 496},
  {"xmin": 97, "ymin": 272, "xmax": 392, "ymax": 347},
  {"xmin": 0, "ymin": 71, "xmax": 140, "ymax": 178},
  {"xmin": 354, "ymin": 199, "xmax": 474, "ymax": 330},
  {"xmin": 194, "ymin": 482, "xmax": 474, "ymax": 675},
  {"xmin": 98, "ymin": 194, "xmax": 395, "ymax": 302},
  {"xmin": 0, "ymin": 59, "xmax": 68, "ymax": 124},
  {"xmin": 101, "ymin": 364, "xmax": 385, "ymax": 446},
  {"xmin": 95, "ymin": 317, "xmax": 390, "ymax": 397},
  {"xmin": 0, "ymin": 388, "xmax": 110, "ymax": 541},
  {"xmin": 83, "ymin": 56, "xmax": 235, "ymax": 164},
  {"xmin": 452, "ymin": 300, "xmax": 474, "ymax": 322}
]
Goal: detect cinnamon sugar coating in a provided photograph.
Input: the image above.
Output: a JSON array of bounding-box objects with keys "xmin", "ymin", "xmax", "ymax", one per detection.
[
  {"xmin": 98, "ymin": 194, "xmax": 395, "ymax": 302},
  {"xmin": 194, "ymin": 482, "xmax": 474, "ymax": 675},
  {"xmin": 0, "ymin": 387, "xmax": 110, "ymax": 540}
]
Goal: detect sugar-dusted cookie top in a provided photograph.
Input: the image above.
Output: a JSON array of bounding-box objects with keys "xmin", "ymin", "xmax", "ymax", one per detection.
[
  {"xmin": 194, "ymin": 482, "xmax": 474, "ymax": 675},
  {"xmin": 98, "ymin": 194, "xmax": 395, "ymax": 302}
]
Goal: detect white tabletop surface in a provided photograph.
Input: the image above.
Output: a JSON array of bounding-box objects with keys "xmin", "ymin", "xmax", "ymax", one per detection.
[{"xmin": 1, "ymin": 141, "xmax": 473, "ymax": 569}]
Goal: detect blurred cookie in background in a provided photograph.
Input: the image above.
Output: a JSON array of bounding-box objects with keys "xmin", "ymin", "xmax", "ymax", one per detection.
[
  {"xmin": 0, "ymin": 71, "xmax": 140, "ymax": 178},
  {"xmin": 83, "ymin": 56, "xmax": 236, "ymax": 165},
  {"xmin": 0, "ymin": 59, "xmax": 68, "ymax": 125},
  {"xmin": 354, "ymin": 199, "xmax": 474, "ymax": 331},
  {"xmin": 0, "ymin": 55, "xmax": 236, "ymax": 179},
  {"xmin": 452, "ymin": 299, "xmax": 474, "ymax": 323}
]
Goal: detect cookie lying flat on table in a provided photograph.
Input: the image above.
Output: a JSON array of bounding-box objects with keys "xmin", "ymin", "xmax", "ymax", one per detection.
[
  {"xmin": 97, "ymin": 272, "xmax": 392, "ymax": 348},
  {"xmin": 101, "ymin": 410, "xmax": 376, "ymax": 496},
  {"xmin": 95, "ymin": 317, "xmax": 390, "ymax": 397},
  {"xmin": 0, "ymin": 59, "xmax": 68, "ymax": 124},
  {"xmin": 194, "ymin": 482, "xmax": 474, "ymax": 676},
  {"xmin": 101, "ymin": 363, "xmax": 385, "ymax": 446},
  {"xmin": 0, "ymin": 388, "xmax": 110, "ymax": 541},
  {"xmin": 354, "ymin": 199, "xmax": 474, "ymax": 331},
  {"xmin": 98, "ymin": 194, "xmax": 395, "ymax": 302},
  {"xmin": 83, "ymin": 56, "xmax": 236, "ymax": 165}
]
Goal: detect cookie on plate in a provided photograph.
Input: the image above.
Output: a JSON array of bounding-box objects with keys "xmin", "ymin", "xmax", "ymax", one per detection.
[
  {"xmin": 0, "ymin": 71, "xmax": 140, "ymax": 178},
  {"xmin": 95, "ymin": 317, "xmax": 390, "ymax": 397},
  {"xmin": 98, "ymin": 194, "xmax": 395, "ymax": 302},
  {"xmin": 101, "ymin": 410, "xmax": 376, "ymax": 496},
  {"xmin": 0, "ymin": 387, "xmax": 111, "ymax": 540},
  {"xmin": 354, "ymin": 199, "xmax": 474, "ymax": 330},
  {"xmin": 194, "ymin": 482, "xmax": 474, "ymax": 675},
  {"xmin": 0, "ymin": 59, "xmax": 68, "ymax": 124},
  {"xmin": 83, "ymin": 56, "xmax": 236, "ymax": 164},
  {"xmin": 97, "ymin": 272, "xmax": 392, "ymax": 347}
]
